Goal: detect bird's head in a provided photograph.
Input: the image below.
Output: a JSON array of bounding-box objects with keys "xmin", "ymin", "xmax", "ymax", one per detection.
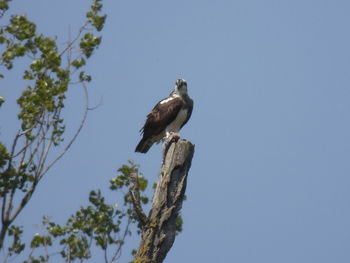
[{"xmin": 174, "ymin": 79, "xmax": 188, "ymax": 96}]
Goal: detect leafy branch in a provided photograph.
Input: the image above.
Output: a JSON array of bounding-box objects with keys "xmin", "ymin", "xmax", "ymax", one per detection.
[
  {"xmin": 0, "ymin": 0, "xmax": 106, "ymax": 251},
  {"xmin": 13, "ymin": 161, "xmax": 150, "ymax": 263}
]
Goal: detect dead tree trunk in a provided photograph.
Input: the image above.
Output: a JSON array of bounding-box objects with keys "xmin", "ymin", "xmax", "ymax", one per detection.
[{"xmin": 133, "ymin": 137, "xmax": 195, "ymax": 263}]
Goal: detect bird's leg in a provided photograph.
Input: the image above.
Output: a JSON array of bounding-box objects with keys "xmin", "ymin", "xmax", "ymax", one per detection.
[
  {"xmin": 162, "ymin": 133, "xmax": 173, "ymax": 160},
  {"xmin": 165, "ymin": 131, "xmax": 181, "ymax": 141},
  {"xmin": 165, "ymin": 131, "xmax": 171, "ymax": 139}
]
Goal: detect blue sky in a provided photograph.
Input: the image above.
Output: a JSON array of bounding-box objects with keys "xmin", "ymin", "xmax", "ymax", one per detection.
[{"xmin": 1, "ymin": 0, "xmax": 350, "ymax": 262}]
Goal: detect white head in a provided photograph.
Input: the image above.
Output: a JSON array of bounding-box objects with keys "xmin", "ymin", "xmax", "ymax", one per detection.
[{"xmin": 173, "ymin": 79, "xmax": 188, "ymax": 96}]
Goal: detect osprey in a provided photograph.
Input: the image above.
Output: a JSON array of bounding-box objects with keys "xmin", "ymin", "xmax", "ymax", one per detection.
[{"xmin": 135, "ymin": 79, "xmax": 193, "ymax": 153}]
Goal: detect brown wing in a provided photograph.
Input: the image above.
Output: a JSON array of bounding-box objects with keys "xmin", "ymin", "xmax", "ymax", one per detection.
[
  {"xmin": 180, "ymin": 97, "xmax": 193, "ymax": 129},
  {"xmin": 140, "ymin": 97, "xmax": 184, "ymax": 139}
]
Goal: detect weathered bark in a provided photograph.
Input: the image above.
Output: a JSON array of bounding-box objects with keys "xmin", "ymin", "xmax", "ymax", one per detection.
[{"xmin": 133, "ymin": 137, "xmax": 195, "ymax": 263}]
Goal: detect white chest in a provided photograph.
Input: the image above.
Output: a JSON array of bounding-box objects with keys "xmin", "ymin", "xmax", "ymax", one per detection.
[{"xmin": 166, "ymin": 109, "xmax": 188, "ymax": 133}]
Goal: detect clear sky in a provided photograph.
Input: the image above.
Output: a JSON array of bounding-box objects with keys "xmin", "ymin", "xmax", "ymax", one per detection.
[{"xmin": 1, "ymin": 0, "xmax": 350, "ymax": 262}]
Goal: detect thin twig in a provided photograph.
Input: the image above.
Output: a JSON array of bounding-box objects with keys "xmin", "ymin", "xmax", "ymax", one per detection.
[
  {"xmin": 109, "ymin": 216, "xmax": 132, "ymax": 263},
  {"xmin": 88, "ymin": 96, "xmax": 103, "ymax": 111},
  {"xmin": 41, "ymin": 82, "xmax": 89, "ymax": 176},
  {"xmin": 59, "ymin": 22, "xmax": 88, "ymax": 58},
  {"xmin": 12, "ymin": 128, "xmax": 36, "ymax": 158},
  {"xmin": 1, "ymin": 194, "xmax": 6, "ymax": 224}
]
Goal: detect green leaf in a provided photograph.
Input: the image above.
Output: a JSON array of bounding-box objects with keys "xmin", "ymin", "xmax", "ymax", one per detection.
[
  {"xmin": 6, "ymin": 15, "xmax": 36, "ymax": 40},
  {"xmin": 137, "ymin": 176, "xmax": 148, "ymax": 191},
  {"xmin": 23, "ymin": 70, "xmax": 33, "ymax": 80},
  {"xmin": 79, "ymin": 71, "xmax": 92, "ymax": 82},
  {"xmin": 71, "ymin": 58, "xmax": 86, "ymax": 69},
  {"xmin": 0, "ymin": 0, "xmax": 11, "ymax": 11},
  {"xmin": 80, "ymin": 33, "xmax": 101, "ymax": 58},
  {"xmin": 175, "ymin": 216, "xmax": 183, "ymax": 234},
  {"xmin": 140, "ymin": 196, "xmax": 148, "ymax": 204},
  {"xmin": 87, "ymin": 11, "xmax": 106, "ymax": 32},
  {"xmin": 30, "ymin": 234, "xmax": 52, "ymax": 248},
  {"xmin": 7, "ymin": 225, "xmax": 25, "ymax": 255}
]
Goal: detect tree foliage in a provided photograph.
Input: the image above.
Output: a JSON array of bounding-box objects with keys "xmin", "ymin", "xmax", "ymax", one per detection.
[
  {"xmin": 19, "ymin": 161, "xmax": 150, "ymax": 263},
  {"xmin": 1, "ymin": 1, "xmax": 189, "ymax": 262},
  {"xmin": 0, "ymin": 0, "xmax": 106, "ymax": 252}
]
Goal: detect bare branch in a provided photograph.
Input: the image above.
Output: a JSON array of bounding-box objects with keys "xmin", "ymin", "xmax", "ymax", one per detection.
[
  {"xmin": 9, "ymin": 180, "xmax": 37, "ymax": 223},
  {"xmin": 59, "ymin": 22, "xmax": 88, "ymax": 58},
  {"xmin": 129, "ymin": 172, "xmax": 148, "ymax": 227},
  {"xmin": 1, "ymin": 194, "xmax": 7, "ymax": 224},
  {"xmin": 87, "ymin": 96, "xmax": 103, "ymax": 111},
  {"xmin": 12, "ymin": 128, "xmax": 36, "ymax": 158},
  {"xmin": 41, "ymin": 83, "xmax": 89, "ymax": 176},
  {"xmin": 8, "ymin": 83, "xmax": 90, "ymax": 224}
]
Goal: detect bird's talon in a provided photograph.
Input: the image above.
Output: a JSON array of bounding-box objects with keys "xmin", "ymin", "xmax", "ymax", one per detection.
[{"xmin": 171, "ymin": 133, "xmax": 180, "ymax": 142}]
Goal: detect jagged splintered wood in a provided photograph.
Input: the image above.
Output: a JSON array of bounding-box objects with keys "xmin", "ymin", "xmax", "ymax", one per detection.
[{"xmin": 133, "ymin": 137, "xmax": 195, "ymax": 263}]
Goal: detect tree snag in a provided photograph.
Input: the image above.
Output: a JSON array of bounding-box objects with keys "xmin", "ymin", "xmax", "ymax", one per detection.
[{"xmin": 133, "ymin": 136, "xmax": 195, "ymax": 263}]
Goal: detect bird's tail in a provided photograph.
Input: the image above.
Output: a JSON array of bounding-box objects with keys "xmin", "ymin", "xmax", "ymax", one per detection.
[{"xmin": 135, "ymin": 138, "xmax": 154, "ymax": 153}]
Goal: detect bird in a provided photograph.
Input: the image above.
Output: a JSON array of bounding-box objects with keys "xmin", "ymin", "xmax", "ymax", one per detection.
[{"xmin": 135, "ymin": 79, "xmax": 193, "ymax": 153}]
